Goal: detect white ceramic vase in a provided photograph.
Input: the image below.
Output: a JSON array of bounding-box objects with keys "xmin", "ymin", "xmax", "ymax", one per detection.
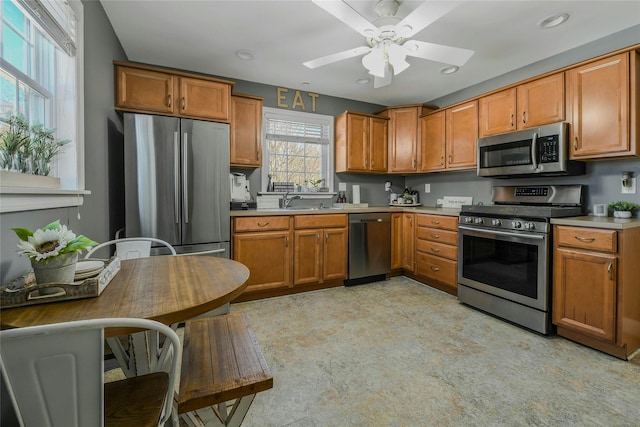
[
  {"xmin": 613, "ymin": 211, "xmax": 632, "ymax": 218},
  {"xmin": 31, "ymin": 252, "xmax": 78, "ymax": 285}
]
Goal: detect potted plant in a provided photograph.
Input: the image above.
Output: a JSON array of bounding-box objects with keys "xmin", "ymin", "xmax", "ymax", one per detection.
[
  {"xmin": 12, "ymin": 220, "xmax": 98, "ymax": 287},
  {"xmin": 608, "ymin": 201, "xmax": 639, "ymax": 218}
]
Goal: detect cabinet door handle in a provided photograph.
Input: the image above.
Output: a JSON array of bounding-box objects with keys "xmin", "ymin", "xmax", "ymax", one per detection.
[
  {"xmin": 607, "ymin": 263, "xmax": 613, "ymax": 280},
  {"xmin": 256, "ymin": 149, "xmax": 260, "ymax": 161},
  {"xmin": 325, "ymin": 232, "xmax": 328, "ymax": 243},
  {"xmin": 285, "ymin": 236, "xmax": 289, "ymax": 247},
  {"xmin": 316, "ymin": 233, "xmax": 320, "ymax": 243},
  {"xmin": 522, "ymin": 111, "xmax": 527, "ymax": 124},
  {"xmin": 182, "ymin": 97, "xmax": 186, "ymax": 110},
  {"xmin": 574, "ymin": 236, "xmax": 595, "ymax": 243},
  {"xmin": 448, "ymin": 155, "xmax": 453, "ymax": 164},
  {"xmin": 257, "ymin": 221, "xmax": 270, "ymax": 227},
  {"xmin": 431, "ymin": 247, "xmax": 440, "ymax": 252},
  {"xmin": 168, "ymin": 94, "xmax": 172, "ymax": 108},
  {"xmin": 510, "ymin": 114, "xmax": 514, "ymax": 127},
  {"xmin": 412, "ymin": 158, "xmax": 417, "ymax": 168},
  {"xmin": 430, "ymin": 266, "xmax": 440, "ymax": 272},
  {"xmin": 440, "ymin": 156, "xmax": 444, "ymax": 166},
  {"xmin": 409, "ymin": 217, "xmax": 413, "ymax": 225},
  {"xmin": 574, "ymin": 136, "xmax": 579, "ymax": 150}
]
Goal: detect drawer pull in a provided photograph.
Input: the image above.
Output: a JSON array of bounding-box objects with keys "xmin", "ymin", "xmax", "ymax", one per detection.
[
  {"xmin": 430, "ymin": 266, "xmax": 440, "ymax": 272},
  {"xmin": 431, "ymin": 247, "xmax": 441, "ymax": 252},
  {"xmin": 431, "ymin": 220, "xmax": 440, "ymax": 225},
  {"xmin": 574, "ymin": 236, "xmax": 595, "ymax": 243},
  {"xmin": 257, "ymin": 222, "xmax": 270, "ymax": 227},
  {"xmin": 431, "ymin": 234, "xmax": 440, "ymax": 239}
]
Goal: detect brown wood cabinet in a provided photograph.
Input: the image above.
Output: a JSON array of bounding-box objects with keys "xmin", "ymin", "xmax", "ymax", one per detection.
[
  {"xmin": 335, "ymin": 111, "xmax": 388, "ymax": 173},
  {"xmin": 401, "ymin": 213, "xmax": 415, "ymax": 272},
  {"xmin": 231, "ymin": 94, "xmax": 263, "ymax": 167},
  {"xmin": 567, "ymin": 52, "xmax": 638, "ymax": 159},
  {"xmin": 115, "ymin": 61, "xmax": 233, "ymax": 122},
  {"xmin": 391, "ymin": 213, "xmax": 403, "ymax": 270},
  {"xmin": 232, "ymin": 216, "xmax": 293, "ymax": 294},
  {"xmin": 478, "ymin": 73, "xmax": 564, "ymax": 137},
  {"xmin": 379, "ymin": 105, "xmax": 435, "ymax": 173},
  {"xmin": 414, "ymin": 214, "xmax": 458, "ymax": 292},
  {"xmin": 553, "ymin": 224, "xmax": 640, "ymax": 359},
  {"xmin": 293, "ymin": 215, "xmax": 348, "ymax": 285},
  {"xmin": 420, "ymin": 101, "xmax": 477, "ymax": 172}
]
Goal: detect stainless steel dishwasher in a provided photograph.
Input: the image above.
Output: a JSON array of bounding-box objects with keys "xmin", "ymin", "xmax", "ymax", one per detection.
[{"xmin": 346, "ymin": 213, "xmax": 391, "ymax": 286}]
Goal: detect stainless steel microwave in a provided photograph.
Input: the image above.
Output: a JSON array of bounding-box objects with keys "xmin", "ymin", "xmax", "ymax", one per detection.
[{"xmin": 477, "ymin": 122, "xmax": 585, "ymax": 178}]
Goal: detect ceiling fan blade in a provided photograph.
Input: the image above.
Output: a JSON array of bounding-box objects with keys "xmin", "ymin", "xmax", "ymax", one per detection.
[
  {"xmin": 374, "ymin": 64, "xmax": 393, "ymax": 88},
  {"xmin": 403, "ymin": 40, "xmax": 474, "ymax": 67},
  {"xmin": 303, "ymin": 46, "xmax": 371, "ymax": 69},
  {"xmin": 396, "ymin": 1, "xmax": 461, "ymax": 39},
  {"xmin": 312, "ymin": 0, "xmax": 379, "ymax": 39}
]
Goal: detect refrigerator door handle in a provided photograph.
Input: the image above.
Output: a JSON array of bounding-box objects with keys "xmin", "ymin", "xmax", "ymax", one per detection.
[
  {"xmin": 174, "ymin": 131, "xmax": 180, "ymax": 224},
  {"xmin": 183, "ymin": 132, "xmax": 189, "ymax": 224}
]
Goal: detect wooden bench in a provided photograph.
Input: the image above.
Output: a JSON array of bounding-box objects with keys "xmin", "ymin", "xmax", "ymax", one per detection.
[{"xmin": 177, "ymin": 312, "xmax": 273, "ymax": 427}]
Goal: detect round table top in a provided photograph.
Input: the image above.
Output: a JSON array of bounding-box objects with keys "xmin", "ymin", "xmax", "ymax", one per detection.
[{"xmin": 0, "ymin": 256, "xmax": 250, "ymax": 331}]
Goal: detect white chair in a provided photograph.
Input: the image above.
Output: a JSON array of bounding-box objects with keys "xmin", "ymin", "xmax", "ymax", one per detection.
[
  {"xmin": 84, "ymin": 237, "xmax": 177, "ymax": 259},
  {"xmin": 0, "ymin": 318, "xmax": 181, "ymax": 427}
]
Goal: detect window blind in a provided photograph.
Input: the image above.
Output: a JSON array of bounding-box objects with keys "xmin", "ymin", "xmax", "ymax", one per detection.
[{"xmin": 17, "ymin": 0, "xmax": 76, "ymax": 55}]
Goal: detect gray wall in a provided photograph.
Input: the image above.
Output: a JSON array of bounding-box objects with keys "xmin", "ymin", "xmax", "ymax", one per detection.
[{"xmin": 0, "ymin": 0, "xmax": 127, "ymax": 283}]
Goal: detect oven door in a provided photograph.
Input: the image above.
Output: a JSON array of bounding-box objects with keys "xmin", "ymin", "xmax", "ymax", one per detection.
[{"xmin": 457, "ymin": 225, "xmax": 550, "ymax": 311}]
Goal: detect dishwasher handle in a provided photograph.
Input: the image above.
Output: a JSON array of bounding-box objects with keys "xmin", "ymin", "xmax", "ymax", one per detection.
[{"xmin": 357, "ymin": 218, "xmax": 387, "ymax": 223}]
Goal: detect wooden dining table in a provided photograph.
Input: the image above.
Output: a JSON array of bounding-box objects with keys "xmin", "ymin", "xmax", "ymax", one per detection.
[{"xmin": 1, "ymin": 255, "xmax": 250, "ymax": 336}]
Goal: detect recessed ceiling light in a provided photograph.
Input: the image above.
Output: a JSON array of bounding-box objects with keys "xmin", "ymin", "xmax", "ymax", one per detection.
[
  {"xmin": 537, "ymin": 13, "xmax": 569, "ymax": 29},
  {"xmin": 301, "ymin": 81, "xmax": 310, "ymax": 86},
  {"xmin": 235, "ymin": 50, "xmax": 253, "ymax": 60},
  {"xmin": 356, "ymin": 78, "xmax": 371, "ymax": 85},
  {"xmin": 440, "ymin": 66, "xmax": 459, "ymax": 75}
]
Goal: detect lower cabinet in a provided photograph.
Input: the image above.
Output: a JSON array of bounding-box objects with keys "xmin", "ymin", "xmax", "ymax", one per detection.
[
  {"xmin": 294, "ymin": 214, "xmax": 348, "ymax": 285},
  {"xmin": 232, "ymin": 216, "xmax": 293, "ymax": 294},
  {"xmin": 390, "ymin": 213, "xmax": 403, "ymax": 270},
  {"xmin": 553, "ymin": 225, "xmax": 640, "ymax": 359},
  {"xmin": 401, "ymin": 213, "xmax": 415, "ymax": 272},
  {"xmin": 414, "ymin": 213, "xmax": 459, "ymax": 293}
]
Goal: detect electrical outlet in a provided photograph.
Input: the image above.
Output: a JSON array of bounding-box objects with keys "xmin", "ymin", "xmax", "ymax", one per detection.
[
  {"xmin": 622, "ymin": 177, "xmax": 637, "ymax": 194},
  {"xmin": 424, "ymin": 184, "xmax": 431, "ymax": 193}
]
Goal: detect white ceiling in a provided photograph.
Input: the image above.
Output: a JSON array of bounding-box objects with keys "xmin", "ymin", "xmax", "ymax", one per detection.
[{"xmin": 100, "ymin": 1, "xmax": 640, "ymax": 107}]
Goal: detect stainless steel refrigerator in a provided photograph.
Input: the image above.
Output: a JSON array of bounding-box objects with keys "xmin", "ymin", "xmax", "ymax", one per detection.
[{"xmin": 123, "ymin": 113, "xmax": 230, "ymax": 257}]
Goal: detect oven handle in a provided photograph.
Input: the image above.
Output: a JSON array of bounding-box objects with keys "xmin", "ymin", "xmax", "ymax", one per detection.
[{"xmin": 459, "ymin": 225, "xmax": 546, "ymax": 240}]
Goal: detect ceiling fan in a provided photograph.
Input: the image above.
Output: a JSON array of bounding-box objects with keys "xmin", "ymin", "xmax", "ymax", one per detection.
[{"xmin": 303, "ymin": 0, "xmax": 474, "ymax": 88}]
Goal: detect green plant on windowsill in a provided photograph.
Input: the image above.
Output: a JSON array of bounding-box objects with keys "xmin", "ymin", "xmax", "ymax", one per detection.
[{"xmin": 608, "ymin": 201, "xmax": 639, "ymax": 212}]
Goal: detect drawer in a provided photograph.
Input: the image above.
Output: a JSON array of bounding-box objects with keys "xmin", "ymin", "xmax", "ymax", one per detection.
[
  {"xmin": 555, "ymin": 226, "xmax": 617, "ymax": 252},
  {"xmin": 415, "ymin": 240, "xmax": 457, "ymax": 260},
  {"xmin": 416, "ymin": 214, "xmax": 458, "ymax": 231},
  {"xmin": 295, "ymin": 214, "xmax": 347, "ymax": 229},
  {"xmin": 416, "ymin": 253, "xmax": 457, "ymax": 287},
  {"xmin": 234, "ymin": 216, "xmax": 290, "ymax": 232},
  {"xmin": 416, "ymin": 227, "xmax": 458, "ymax": 246}
]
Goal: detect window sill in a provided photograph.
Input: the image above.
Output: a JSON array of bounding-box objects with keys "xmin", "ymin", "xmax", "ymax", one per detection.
[{"xmin": 0, "ymin": 187, "xmax": 90, "ymax": 213}]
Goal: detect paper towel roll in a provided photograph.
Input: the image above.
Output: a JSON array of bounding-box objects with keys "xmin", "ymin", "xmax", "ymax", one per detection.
[{"xmin": 352, "ymin": 185, "xmax": 360, "ymax": 204}]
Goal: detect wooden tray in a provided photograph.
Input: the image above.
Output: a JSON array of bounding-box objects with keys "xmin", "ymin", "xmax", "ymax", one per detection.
[{"xmin": 0, "ymin": 257, "xmax": 121, "ymax": 309}]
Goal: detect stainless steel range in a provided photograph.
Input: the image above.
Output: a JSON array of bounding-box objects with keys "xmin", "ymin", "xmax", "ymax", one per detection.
[{"xmin": 457, "ymin": 185, "xmax": 584, "ymax": 334}]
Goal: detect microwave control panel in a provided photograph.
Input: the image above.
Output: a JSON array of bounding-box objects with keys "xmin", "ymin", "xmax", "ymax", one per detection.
[{"xmin": 538, "ymin": 135, "xmax": 559, "ymax": 163}]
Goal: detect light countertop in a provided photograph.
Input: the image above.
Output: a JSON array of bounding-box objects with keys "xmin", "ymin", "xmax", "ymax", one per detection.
[
  {"xmin": 551, "ymin": 215, "xmax": 640, "ymax": 230},
  {"xmin": 230, "ymin": 206, "xmax": 462, "ymax": 217}
]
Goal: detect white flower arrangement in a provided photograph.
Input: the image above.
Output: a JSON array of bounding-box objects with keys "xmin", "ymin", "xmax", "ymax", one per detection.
[{"xmin": 12, "ymin": 220, "xmax": 98, "ymax": 262}]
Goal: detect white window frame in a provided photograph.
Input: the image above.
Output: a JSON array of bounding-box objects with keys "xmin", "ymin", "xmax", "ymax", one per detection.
[
  {"xmin": 0, "ymin": 0, "xmax": 87, "ymax": 213},
  {"xmin": 261, "ymin": 107, "xmax": 334, "ymax": 197}
]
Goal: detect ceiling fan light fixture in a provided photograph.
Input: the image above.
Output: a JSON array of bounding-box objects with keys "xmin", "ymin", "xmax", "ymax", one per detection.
[
  {"xmin": 235, "ymin": 50, "xmax": 254, "ymax": 60},
  {"xmin": 440, "ymin": 65, "xmax": 459, "ymax": 74},
  {"xmin": 362, "ymin": 48, "xmax": 386, "ymax": 77},
  {"xmin": 537, "ymin": 13, "xmax": 569, "ymax": 29},
  {"xmin": 387, "ymin": 43, "xmax": 409, "ymax": 75}
]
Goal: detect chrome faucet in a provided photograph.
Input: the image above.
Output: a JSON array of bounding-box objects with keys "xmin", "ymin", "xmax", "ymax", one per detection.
[{"xmin": 282, "ymin": 192, "xmax": 302, "ymax": 208}]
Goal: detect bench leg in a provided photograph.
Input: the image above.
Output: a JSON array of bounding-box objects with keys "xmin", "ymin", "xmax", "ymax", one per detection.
[{"xmin": 179, "ymin": 394, "xmax": 256, "ymax": 427}]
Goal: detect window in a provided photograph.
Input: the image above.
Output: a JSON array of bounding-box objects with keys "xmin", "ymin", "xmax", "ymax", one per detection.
[
  {"xmin": 1, "ymin": 0, "xmax": 83, "ymax": 191},
  {"xmin": 261, "ymin": 107, "xmax": 334, "ymax": 194}
]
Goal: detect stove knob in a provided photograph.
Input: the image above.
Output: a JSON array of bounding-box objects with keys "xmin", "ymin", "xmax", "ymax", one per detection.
[
  {"xmin": 491, "ymin": 219, "xmax": 501, "ymax": 227},
  {"xmin": 474, "ymin": 218, "xmax": 484, "ymax": 224},
  {"xmin": 512, "ymin": 221, "xmax": 522, "ymax": 229},
  {"xmin": 524, "ymin": 222, "xmax": 535, "ymax": 230},
  {"xmin": 464, "ymin": 217, "xmax": 473, "ymax": 223}
]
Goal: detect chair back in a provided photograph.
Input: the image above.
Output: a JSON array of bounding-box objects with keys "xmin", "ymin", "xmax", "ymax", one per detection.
[
  {"xmin": 84, "ymin": 237, "xmax": 177, "ymax": 259},
  {"xmin": 1, "ymin": 318, "xmax": 181, "ymax": 427}
]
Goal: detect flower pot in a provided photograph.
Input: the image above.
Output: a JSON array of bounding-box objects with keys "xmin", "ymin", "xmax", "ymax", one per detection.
[
  {"xmin": 31, "ymin": 252, "xmax": 78, "ymax": 289},
  {"xmin": 613, "ymin": 210, "xmax": 632, "ymax": 218}
]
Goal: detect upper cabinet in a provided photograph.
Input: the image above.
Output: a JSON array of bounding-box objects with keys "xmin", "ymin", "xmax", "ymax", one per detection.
[
  {"xmin": 420, "ymin": 100, "xmax": 478, "ymax": 172},
  {"xmin": 566, "ymin": 51, "xmax": 638, "ymax": 159},
  {"xmin": 335, "ymin": 111, "xmax": 388, "ymax": 173},
  {"xmin": 231, "ymin": 94, "xmax": 263, "ymax": 168},
  {"xmin": 478, "ymin": 73, "xmax": 564, "ymax": 137},
  {"xmin": 115, "ymin": 61, "xmax": 234, "ymax": 123},
  {"xmin": 379, "ymin": 105, "xmax": 435, "ymax": 173}
]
